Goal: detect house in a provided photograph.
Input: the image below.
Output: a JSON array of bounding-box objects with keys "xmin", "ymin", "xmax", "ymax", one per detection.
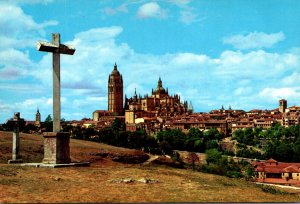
[{"xmin": 253, "ymin": 158, "xmax": 300, "ymax": 186}]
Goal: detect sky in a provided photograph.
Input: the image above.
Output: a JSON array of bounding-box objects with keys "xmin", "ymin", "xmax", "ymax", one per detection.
[{"xmin": 0, "ymin": 0, "xmax": 300, "ymax": 123}]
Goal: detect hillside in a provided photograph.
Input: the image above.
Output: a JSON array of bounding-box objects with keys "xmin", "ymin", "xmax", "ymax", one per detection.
[{"xmin": 1, "ymin": 131, "xmax": 299, "ymax": 202}]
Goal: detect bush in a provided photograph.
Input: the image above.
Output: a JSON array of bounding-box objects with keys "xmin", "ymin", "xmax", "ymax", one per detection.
[
  {"xmin": 205, "ymin": 148, "xmax": 222, "ymax": 165},
  {"xmin": 258, "ymin": 184, "xmax": 293, "ymax": 195},
  {"xmin": 226, "ymin": 171, "xmax": 243, "ymax": 178},
  {"xmin": 201, "ymin": 163, "xmax": 226, "ymax": 175}
]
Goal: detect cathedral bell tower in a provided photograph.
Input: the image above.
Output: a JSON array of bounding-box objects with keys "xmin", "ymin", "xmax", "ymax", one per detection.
[{"xmin": 108, "ymin": 63, "xmax": 123, "ymax": 115}]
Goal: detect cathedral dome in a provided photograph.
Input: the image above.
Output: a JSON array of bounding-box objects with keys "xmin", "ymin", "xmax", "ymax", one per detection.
[{"xmin": 111, "ymin": 63, "xmax": 121, "ymax": 75}]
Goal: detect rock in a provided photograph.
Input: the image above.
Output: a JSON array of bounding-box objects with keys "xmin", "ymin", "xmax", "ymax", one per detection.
[
  {"xmin": 54, "ymin": 177, "xmax": 61, "ymax": 181},
  {"xmin": 137, "ymin": 178, "xmax": 159, "ymax": 184},
  {"xmin": 110, "ymin": 178, "xmax": 158, "ymax": 184},
  {"xmin": 123, "ymin": 178, "xmax": 134, "ymax": 183}
]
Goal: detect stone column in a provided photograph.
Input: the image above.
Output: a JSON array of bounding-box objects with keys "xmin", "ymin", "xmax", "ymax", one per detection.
[
  {"xmin": 52, "ymin": 33, "xmax": 61, "ymax": 133},
  {"xmin": 8, "ymin": 112, "xmax": 23, "ymax": 164}
]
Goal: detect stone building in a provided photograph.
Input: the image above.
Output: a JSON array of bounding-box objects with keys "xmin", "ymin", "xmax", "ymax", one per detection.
[
  {"xmin": 108, "ymin": 63, "xmax": 123, "ymax": 116},
  {"xmin": 253, "ymin": 158, "xmax": 300, "ymax": 186},
  {"xmin": 282, "ymin": 105, "xmax": 300, "ymax": 127},
  {"xmin": 279, "ymin": 99, "xmax": 287, "ymax": 113},
  {"xmin": 124, "ymin": 77, "xmax": 188, "ymax": 131}
]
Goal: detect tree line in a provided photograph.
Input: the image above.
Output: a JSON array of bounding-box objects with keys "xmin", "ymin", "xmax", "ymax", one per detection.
[{"xmin": 232, "ymin": 123, "xmax": 300, "ymax": 162}]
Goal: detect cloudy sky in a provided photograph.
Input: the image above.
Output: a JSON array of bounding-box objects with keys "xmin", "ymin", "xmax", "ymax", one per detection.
[{"xmin": 0, "ymin": 0, "xmax": 300, "ymax": 123}]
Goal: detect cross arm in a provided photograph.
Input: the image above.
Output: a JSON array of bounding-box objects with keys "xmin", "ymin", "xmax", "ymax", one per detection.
[{"xmin": 37, "ymin": 41, "xmax": 75, "ymax": 55}]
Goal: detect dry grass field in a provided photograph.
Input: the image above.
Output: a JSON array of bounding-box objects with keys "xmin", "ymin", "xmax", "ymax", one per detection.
[{"xmin": 1, "ymin": 131, "xmax": 300, "ymax": 202}]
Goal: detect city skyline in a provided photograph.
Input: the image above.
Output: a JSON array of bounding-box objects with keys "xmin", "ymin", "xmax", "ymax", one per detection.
[{"xmin": 0, "ymin": 0, "xmax": 300, "ymax": 123}]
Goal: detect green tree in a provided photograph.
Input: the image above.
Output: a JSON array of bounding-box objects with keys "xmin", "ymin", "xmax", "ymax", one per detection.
[
  {"xmin": 194, "ymin": 139, "xmax": 205, "ymax": 152},
  {"xmin": 188, "ymin": 128, "xmax": 203, "ymax": 138},
  {"xmin": 205, "ymin": 148, "xmax": 222, "ymax": 165},
  {"xmin": 112, "ymin": 118, "xmax": 124, "ymax": 131},
  {"xmin": 157, "ymin": 129, "xmax": 186, "ymax": 150},
  {"xmin": 43, "ymin": 114, "xmax": 53, "ymax": 132},
  {"xmin": 159, "ymin": 140, "xmax": 172, "ymax": 155},
  {"xmin": 204, "ymin": 128, "xmax": 223, "ymax": 141},
  {"xmin": 205, "ymin": 140, "xmax": 219, "ymax": 150},
  {"xmin": 45, "ymin": 114, "xmax": 52, "ymax": 122},
  {"xmin": 275, "ymin": 142, "xmax": 293, "ymax": 162}
]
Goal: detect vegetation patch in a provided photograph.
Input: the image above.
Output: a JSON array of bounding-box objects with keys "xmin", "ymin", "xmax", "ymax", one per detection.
[{"xmin": 257, "ymin": 184, "xmax": 296, "ymax": 195}]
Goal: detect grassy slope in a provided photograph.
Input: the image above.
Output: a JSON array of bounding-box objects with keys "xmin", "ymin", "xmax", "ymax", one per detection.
[{"xmin": 0, "ymin": 131, "xmax": 299, "ymax": 202}]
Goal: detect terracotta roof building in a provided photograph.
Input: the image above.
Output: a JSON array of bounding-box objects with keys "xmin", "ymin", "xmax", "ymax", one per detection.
[{"xmin": 253, "ymin": 158, "xmax": 300, "ymax": 187}]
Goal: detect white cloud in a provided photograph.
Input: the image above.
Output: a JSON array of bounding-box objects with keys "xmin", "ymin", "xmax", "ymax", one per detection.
[
  {"xmin": 0, "ymin": 3, "xmax": 58, "ymax": 50},
  {"xmin": 223, "ymin": 32, "xmax": 285, "ymax": 50},
  {"xmin": 73, "ymin": 27, "xmax": 123, "ymax": 45},
  {"xmin": 0, "ymin": 2, "xmax": 57, "ymax": 81},
  {"xmin": 281, "ymin": 72, "xmax": 300, "ymax": 85},
  {"xmin": 180, "ymin": 9, "xmax": 198, "ymax": 25},
  {"xmin": 0, "ymin": 49, "xmax": 33, "ymax": 79},
  {"xmin": 102, "ymin": 4, "xmax": 128, "ymax": 16},
  {"xmin": 234, "ymin": 87, "xmax": 253, "ymax": 96},
  {"xmin": 137, "ymin": 2, "xmax": 167, "ymax": 19},
  {"xmin": 0, "ymin": 97, "xmax": 53, "ymax": 121},
  {"xmin": 259, "ymin": 87, "xmax": 300, "ymax": 101},
  {"xmin": 214, "ymin": 49, "xmax": 300, "ymax": 80}
]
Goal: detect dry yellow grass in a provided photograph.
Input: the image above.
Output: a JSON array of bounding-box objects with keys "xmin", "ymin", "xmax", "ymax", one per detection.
[
  {"xmin": 1, "ymin": 131, "xmax": 300, "ymax": 202},
  {"xmin": 1, "ymin": 164, "xmax": 299, "ymax": 202}
]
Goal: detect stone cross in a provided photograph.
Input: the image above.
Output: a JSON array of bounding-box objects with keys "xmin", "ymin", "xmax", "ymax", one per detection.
[
  {"xmin": 37, "ymin": 33, "xmax": 75, "ymax": 132},
  {"xmin": 8, "ymin": 112, "xmax": 23, "ymax": 164}
]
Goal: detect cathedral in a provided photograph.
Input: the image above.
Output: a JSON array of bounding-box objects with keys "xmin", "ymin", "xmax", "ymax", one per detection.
[
  {"xmin": 124, "ymin": 77, "xmax": 190, "ymax": 132},
  {"xmin": 124, "ymin": 77, "xmax": 188, "ymax": 116},
  {"xmin": 106, "ymin": 63, "xmax": 188, "ymax": 118},
  {"xmin": 94, "ymin": 63, "xmax": 189, "ymax": 131}
]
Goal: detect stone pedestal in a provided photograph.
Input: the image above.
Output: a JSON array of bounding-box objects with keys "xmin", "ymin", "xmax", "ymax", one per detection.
[{"xmin": 43, "ymin": 132, "xmax": 71, "ymax": 164}]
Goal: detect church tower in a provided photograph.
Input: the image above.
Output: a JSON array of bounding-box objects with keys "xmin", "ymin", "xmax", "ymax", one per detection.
[
  {"xmin": 35, "ymin": 108, "xmax": 41, "ymax": 127},
  {"xmin": 279, "ymin": 99, "xmax": 287, "ymax": 113},
  {"xmin": 108, "ymin": 63, "xmax": 123, "ymax": 115}
]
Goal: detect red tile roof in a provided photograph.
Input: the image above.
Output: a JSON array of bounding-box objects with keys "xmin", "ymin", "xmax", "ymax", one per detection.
[
  {"xmin": 265, "ymin": 158, "xmax": 278, "ymax": 163},
  {"xmin": 255, "ymin": 159, "xmax": 300, "ymax": 174}
]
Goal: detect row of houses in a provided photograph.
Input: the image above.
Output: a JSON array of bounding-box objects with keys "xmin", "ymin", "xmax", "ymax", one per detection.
[{"xmin": 93, "ymin": 99, "xmax": 299, "ymax": 136}]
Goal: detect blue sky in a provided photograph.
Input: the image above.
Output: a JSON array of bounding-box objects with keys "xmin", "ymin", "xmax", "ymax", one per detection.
[{"xmin": 0, "ymin": 0, "xmax": 300, "ymax": 123}]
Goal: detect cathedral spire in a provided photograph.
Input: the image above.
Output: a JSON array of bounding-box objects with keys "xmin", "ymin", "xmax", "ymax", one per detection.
[
  {"xmin": 158, "ymin": 76, "xmax": 162, "ymax": 88},
  {"xmin": 188, "ymin": 101, "xmax": 193, "ymax": 113},
  {"xmin": 133, "ymin": 88, "xmax": 138, "ymax": 102},
  {"xmin": 114, "ymin": 62, "xmax": 117, "ymax": 70}
]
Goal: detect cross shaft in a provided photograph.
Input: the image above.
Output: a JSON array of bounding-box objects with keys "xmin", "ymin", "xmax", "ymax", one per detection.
[{"xmin": 37, "ymin": 33, "xmax": 75, "ymax": 132}]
